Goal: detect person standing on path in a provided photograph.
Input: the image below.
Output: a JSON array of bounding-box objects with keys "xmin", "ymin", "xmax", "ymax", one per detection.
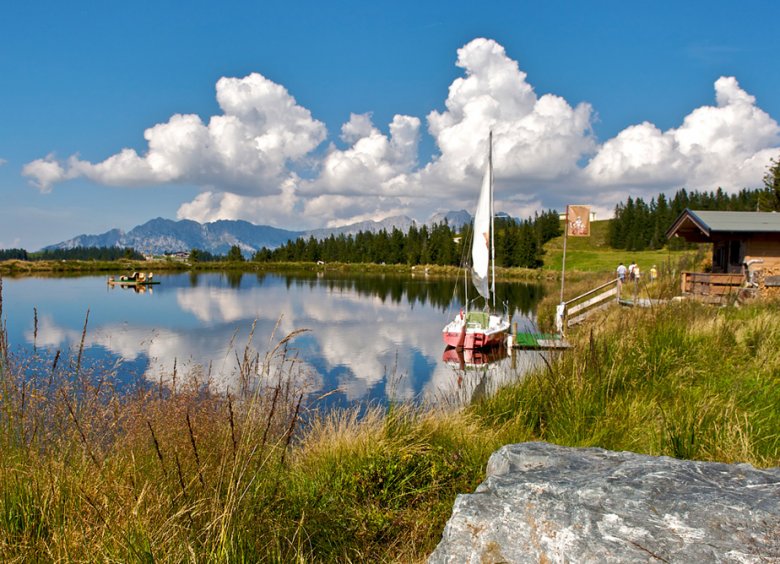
[{"xmin": 630, "ymin": 262, "xmax": 641, "ymax": 300}]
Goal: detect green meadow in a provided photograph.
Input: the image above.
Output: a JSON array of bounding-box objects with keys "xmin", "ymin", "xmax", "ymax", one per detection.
[{"xmin": 542, "ymin": 219, "xmax": 699, "ymax": 274}]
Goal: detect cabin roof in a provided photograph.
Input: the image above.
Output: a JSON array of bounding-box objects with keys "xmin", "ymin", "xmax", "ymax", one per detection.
[{"xmin": 666, "ymin": 209, "xmax": 780, "ymax": 242}]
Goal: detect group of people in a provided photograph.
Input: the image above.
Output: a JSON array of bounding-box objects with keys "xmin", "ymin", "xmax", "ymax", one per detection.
[{"xmin": 617, "ymin": 261, "xmax": 658, "ymax": 283}]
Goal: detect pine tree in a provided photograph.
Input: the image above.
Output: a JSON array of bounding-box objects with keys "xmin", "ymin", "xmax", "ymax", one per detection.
[
  {"xmin": 227, "ymin": 245, "xmax": 245, "ymax": 262},
  {"xmin": 761, "ymin": 154, "xmax": 780, "ymax": 211}
]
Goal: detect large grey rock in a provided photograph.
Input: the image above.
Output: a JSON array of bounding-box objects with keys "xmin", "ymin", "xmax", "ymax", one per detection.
[{"xmin": 429, "ymin": 442, "xmax": 780, "ymax": 563}]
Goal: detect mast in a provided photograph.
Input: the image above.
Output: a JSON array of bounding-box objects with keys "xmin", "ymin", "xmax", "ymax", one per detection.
[
  {"xmin": 464, "ymin": 259, "xmax": 468, "ymax": 310},
  {"xmin": 560, "ymin": 205, "xmax": 568, "ymax": 303},
  {"xmin": 489, "ymin": 131, "xmax": 496, "ymax": 309}
]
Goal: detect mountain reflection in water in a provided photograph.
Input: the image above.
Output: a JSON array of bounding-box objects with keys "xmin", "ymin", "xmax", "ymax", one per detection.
[{"xmin": 2, "ymin": 271, "xmax": 549, "ymax": 411}]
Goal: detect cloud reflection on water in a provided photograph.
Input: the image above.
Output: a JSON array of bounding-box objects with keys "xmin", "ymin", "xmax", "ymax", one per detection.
[{"xmin": 9, "ymin": 273, "xmax": 548, "ymax": 407}]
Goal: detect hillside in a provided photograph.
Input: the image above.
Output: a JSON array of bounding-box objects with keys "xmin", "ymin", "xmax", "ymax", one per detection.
[{"xmin": 541, "ymin": 219, "xmax": 698, "ymax": 273}]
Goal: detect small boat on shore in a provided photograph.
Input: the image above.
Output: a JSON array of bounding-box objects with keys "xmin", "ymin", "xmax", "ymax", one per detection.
[{"xmin": 107, "ymin": 272, "xmax": 159, "ymax": 286}]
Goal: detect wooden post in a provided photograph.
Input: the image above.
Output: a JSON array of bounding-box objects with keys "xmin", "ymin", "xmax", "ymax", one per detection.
[{"xmin": 560, "ymin": 206, "xmax": 568, "ymax": 303}]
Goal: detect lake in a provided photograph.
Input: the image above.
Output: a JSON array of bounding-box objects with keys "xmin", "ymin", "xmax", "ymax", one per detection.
[{"xmin": 1, "ymin": 271, "xmax": 550, "ymax": 410}]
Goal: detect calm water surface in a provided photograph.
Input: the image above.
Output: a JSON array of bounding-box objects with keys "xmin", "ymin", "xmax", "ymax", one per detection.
[{"xmin": 2, "ymin": 271, "xmax": 550, "ymax": 410}]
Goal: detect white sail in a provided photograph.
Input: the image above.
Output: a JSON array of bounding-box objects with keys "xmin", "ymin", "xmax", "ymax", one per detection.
[
  {"xmin": 442, "ymin": 132, "xmax": 510, "ymax": 350},
  {"xmin": 471, "ymin": 139, "xmax": 491, "ymax": 300}
]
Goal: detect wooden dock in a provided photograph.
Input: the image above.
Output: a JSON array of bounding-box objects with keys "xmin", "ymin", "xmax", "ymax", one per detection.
[
  {"xmin": 512, "ymin": 332, "xmax": 571, "ymax": 350},
  {"xmin": 618, "ymin": 297, "xmax": 666, "ymax": 308}
]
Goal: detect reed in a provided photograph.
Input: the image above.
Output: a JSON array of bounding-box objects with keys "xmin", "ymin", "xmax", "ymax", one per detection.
[
  {"xmin": 0, "ymin": 302, "xmax": 315, "ymax": 561},
  {"xmin": 275, "ymin": 404, "xmax": 499, "ymax": 560}
]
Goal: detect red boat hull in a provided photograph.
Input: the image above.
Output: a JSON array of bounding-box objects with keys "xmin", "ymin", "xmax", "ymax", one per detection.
[{"xmin": 442, "ymin": 328, "xmax": 507, "ymax": 349}]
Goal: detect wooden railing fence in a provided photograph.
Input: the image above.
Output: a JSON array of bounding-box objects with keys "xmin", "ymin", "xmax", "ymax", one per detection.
[{"xmin": 557, "ymin": 278, "xmax": 621, "ymax": 332}]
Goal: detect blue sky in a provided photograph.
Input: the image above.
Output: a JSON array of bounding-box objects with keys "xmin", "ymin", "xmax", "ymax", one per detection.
[{"xmin": 2, "ymin": 0, "xmax": 779, "ymax": 250}]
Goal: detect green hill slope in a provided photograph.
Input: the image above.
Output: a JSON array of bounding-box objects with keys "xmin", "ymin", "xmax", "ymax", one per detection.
[{"xmin": 541, "ymin": 220, "xmax": 699, "ymax": 274}]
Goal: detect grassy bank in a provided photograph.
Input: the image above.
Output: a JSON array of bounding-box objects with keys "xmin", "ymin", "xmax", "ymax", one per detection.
[
  {"xmin": 474, "ymin": 300, "xmax": 780, "ymax": 463},
  {"xmin": 1, "ymin": 275, "xmax": 778, "ymax": 561},
  {"xmin": 0, "ymin": 258, "xmax": 190, "ymax": 276},
  {"xmin": 0, "ymin": 258, "xmax": 555, "ymax": 284}
]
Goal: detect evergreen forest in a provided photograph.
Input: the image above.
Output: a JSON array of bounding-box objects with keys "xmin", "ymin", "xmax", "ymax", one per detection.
[
  {"xmin": 0, "ymin": 246, "xmax": 144, "ymax": 262},
  {"xmin": 252, "ymin": 210, "xmax": 562, "ymax": 268},
  {"xmin": 608, "ymin": 177, "xmax": 780, "ymax": 251}
]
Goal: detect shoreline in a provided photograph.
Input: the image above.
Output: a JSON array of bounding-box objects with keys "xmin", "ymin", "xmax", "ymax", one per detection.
[{"xmin": 0, "ymin": 258, "xmax": 596, "ymax": 283}]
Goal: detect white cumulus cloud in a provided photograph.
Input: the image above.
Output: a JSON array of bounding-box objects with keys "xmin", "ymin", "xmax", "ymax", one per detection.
[
  {"xmin": 23, "ymin": 38, "xmax": 780, "ymax": 226},
  {"xmin": 21, "ymin": 154, "xmax": 71, "ymax": 193},
  {"xmin": 176, "ymin": 176, "xmax": 301, "ymax": 225},
  {"xmin": 302, "ymin": 113, "xmax": 421, "ymax": 195},
  {"xmin": 423, "ymin": 38, "xmax": 596, "ymax": 189},
  {"xmin": 23, "ymin": 73, "xmax": 326, "ymax": 194},
  {"xmin": 177, "ymin": 111, "xmax": 423, "ymax": 227},
  {"xmin": 585, "ymin": 76, "xmax": 780, "ymax": 198}
]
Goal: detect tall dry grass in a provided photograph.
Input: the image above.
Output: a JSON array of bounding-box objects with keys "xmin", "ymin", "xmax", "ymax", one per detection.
[{"xmin": 0, "ymin": 294, "xmax": 314, "ymax": 561}]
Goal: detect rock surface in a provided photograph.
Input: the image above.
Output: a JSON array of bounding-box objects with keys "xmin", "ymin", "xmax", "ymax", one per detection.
[{"xmin": 429, "ymin": 442, "xmax": 780, "ymax": 563}]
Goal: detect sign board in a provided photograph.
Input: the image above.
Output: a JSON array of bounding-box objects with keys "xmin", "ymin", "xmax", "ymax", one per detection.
[{"xmin": 567, "ymin": 205, "xmax": 591, "ymax": 237}]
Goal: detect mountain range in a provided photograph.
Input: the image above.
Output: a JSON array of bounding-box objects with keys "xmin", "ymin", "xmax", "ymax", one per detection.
[{"xmin": 45, "ymin": 211, "xmax": 474, "ymax": 256}]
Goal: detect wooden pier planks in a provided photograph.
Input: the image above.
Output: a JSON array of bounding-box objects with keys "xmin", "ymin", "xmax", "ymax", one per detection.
[{"xmin": 513, "ymin": 332, "xmax": 571, "ymax": 350}]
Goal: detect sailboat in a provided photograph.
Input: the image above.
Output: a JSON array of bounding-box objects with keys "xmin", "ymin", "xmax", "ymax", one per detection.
[{"xmin": 442, "ymin": 132, "xmax": 511, "ymax": 349}]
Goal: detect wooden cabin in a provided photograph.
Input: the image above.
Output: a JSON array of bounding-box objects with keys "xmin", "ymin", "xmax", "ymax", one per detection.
[{"xmin": 666, "ymin": 209, "xmax": 780, "ymax": 299}]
